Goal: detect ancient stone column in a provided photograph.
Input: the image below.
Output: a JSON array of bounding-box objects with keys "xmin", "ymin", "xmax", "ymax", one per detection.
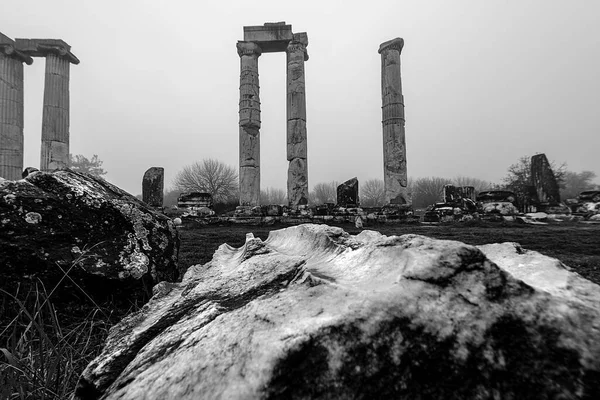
[
  {"xmin": 142, "ymin": 167, "xmax": 164, "ymax": 207},
  {"xmin": 379, "ymin": 38, "xmax": 410, "ymax": 206},
  {"xmin": 286, "ymin": 33, "xmax": 309, "ymax": 206},
  {"xmin": 0, "ymin": 33, "xmax": 32, "ymax": 180},
  {"xmin": 237, "ymin": 41, "xmax": 262, "ymax": 206},
  {"xmin": 15, "ymin": 39, "xmax": 79, "ymax": 172},
  {"xmin": 41, "ymin": 54, "xmax": 71, "ymax": 171}
]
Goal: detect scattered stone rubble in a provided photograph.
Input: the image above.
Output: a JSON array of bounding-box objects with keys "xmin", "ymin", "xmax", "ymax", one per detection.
[
  {"xmin": 565, "ymin": 190, "xmax": 600, "ymax": 220},
  {"xmin": 76, "ymin": 224, "xmax": 600, "ymax": 399}
]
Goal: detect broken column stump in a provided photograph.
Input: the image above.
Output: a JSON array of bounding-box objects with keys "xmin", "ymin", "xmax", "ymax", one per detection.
[
  {"xmin": 337, "ymin": 177, "xmax": 359, "ymax": 207},
  {"xmin": 142, "ymin": 167, "xmax": 164, "ymax": 208}
]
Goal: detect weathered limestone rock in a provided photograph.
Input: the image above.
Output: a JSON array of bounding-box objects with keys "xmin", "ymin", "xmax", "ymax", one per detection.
[
  {"xmin": 142, "ymin": 167, "xmax": 164, "ymax": 207},
  {"xmin": 379, "ymin": 38, "xmax": 410, "ymax": 205},
  {"xmin": 15, "ymin": 38, "xmax": 79, "ymax": 171},
  {"xmin": 76, "ymin": 224, "xmax": 600, "ymax": 399},
  {"xmin": 0, "ymin": 33, "xmax": 32, "ymax": 181},
  {"xmin": 237, "ymin": 41, "xmax": 261, "ymax": 206},
  {"xmin": 531, "ymin": 153, "xmax": 561, "ymax": 205},
  {"xmin": 337, "ymin": 177, "xmax": 359, "ymax": 207},
  {"xmin": 286, "ymin": 33, "xmax": 309, "ymax": 207},
  {"xmin": 0, "ymin": 169, "xmax": 179, "ymax": 293}
]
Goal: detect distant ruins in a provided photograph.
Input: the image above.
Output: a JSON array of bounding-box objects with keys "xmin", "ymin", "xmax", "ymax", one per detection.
[
  {"xmin": 238, "ymin": 22, "xmax": 309, "ymax": 207},
  {"xmin": 236, "ymin": 24, "xmax": 411, "ymax": 210},
  {"xmin": 0, "ymin": 32, "xmax": 79, "ymax": 180}
]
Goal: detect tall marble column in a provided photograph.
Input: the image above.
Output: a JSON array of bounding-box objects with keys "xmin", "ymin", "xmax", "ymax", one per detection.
[
  {"xmin": 15, "ymin": 39, "xmax": 79, "ymax": 172},
  {"xmin": 379, "ymin": 38, "xmax": 410, "ymax": 206},
  {"xmin": 237, "ymin": 41, "xmax": 262, "ymax": 206},
  {"xmin": 0, "ymin": 34, "xmax": 32, "ymax": 180},
  {"xmin": 286, "ymin": 33, "xmax": 309, "ymax": 206}
]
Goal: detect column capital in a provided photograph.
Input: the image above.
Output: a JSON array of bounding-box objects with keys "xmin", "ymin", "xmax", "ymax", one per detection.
[
  {"xmin": 14, "ymin": 38, "xmax": 79, "ymax": 64},
  {"xmin": 378, "ymin": 37, "xmax": 404, "ymax": 55},
  {"xmin": 237, "ymin": 41, "xmax": 262, "ymax": 58},
  {"xmin": 286, "ymin": 33, "xmax": 309, "ymax": 61},
  {"xmin": 0, "ymin": 33, "xmax": 33, "ymax": 64}
]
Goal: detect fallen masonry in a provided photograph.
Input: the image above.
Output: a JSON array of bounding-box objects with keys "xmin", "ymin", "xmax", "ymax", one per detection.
[{"xmin": 77, "ymin": 224, "xmax": 600, "ymax": 399}]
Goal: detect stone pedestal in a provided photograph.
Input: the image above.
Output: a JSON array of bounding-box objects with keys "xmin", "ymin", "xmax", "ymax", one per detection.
[
  {"xmin": 286, "ymin": 33, "xmax": 309, "ymax": 206},
  {"xmin": 15, "ymin": 38, "xmax": 79, "ymax": 172},
  {"xmin": 142, "ymin": 167, "xmax": 164, "ymax": 207},
  {"xmin": 379, "ymin": 38, "xmax": 410, "ymax": 206},
  {"xmin": 0, "ymin": 33, "xmax": 32, "ymax": 180},
  {"xmin": 237, "ymin": 41, "xmax": 262, "ymax": 206}
]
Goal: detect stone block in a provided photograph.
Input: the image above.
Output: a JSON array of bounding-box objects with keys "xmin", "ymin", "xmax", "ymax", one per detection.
[
  {"xmin": 142, "ymin": 167, "xmax": 164, "ymax": 208},
  {"xmin": 243, "ymin": 23, "xmax": 293, "ymax": 52},
  {"xmin": 337, "ymin": 177, "xmax": 359, "ymax": 207},
  {"xmin": 531, "ymin": 153, "xmax": 561, "ymax": 205},
  {"xmin": 14, "ymin": 38, "xmax": 79, "ymax": 64}
]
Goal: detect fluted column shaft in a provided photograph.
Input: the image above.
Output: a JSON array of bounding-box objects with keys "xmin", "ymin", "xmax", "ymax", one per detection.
[
  {"xmin": 41, "ymin": 54, "xmax": 70, "ymax": 171},
  {"xmin": 379, "ymin": 38, "xmax": 410, "ymax": 205},
  {"xmin": 286, "ymin": 34, "xmax": 309, "ymax": 207},
  {"xmin": 0, "ymin": 49, "xmax": 25, "ymax": 180},
  {"xmin": 237, "ymin": 42, "xmax": 262, "ymax": 206}
]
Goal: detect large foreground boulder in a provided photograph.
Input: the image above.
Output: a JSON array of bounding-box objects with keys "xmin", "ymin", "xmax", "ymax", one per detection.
[
  {"xmin": 0, "ymin": 169, "xmax": 179, "ymax": 303},
  {"xmin": 77, "ymin": 224, "xmax": 600, "ymax": 399}
]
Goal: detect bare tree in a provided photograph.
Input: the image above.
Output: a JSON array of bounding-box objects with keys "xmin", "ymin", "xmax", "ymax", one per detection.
[
  {"xmin": 412, "ymin": 177, "xmax": 453, "ymax": 208},
  {"xmin": 453, "ymin": 176, "xmax": 495, "ymax": 193},
  {"xmin": 561, "ymin": 170, "xmax": 598, "ymax": 199},
  {"xmin": 163, "ymin": 188, "xmax": 183, "ymax": 207},
  {"xmin": 502, "ymin": 155, "xmax": 566, "ymax": 192},
  {"xmin": 173, "ymin": 159, "xmax": 237, "ymax": 203},
  {"xmin": 260, "ymin": 187, "xmax": 287, "ymax": 205},
  {"xmin": 69, "ymin": 154, "xmax": 107, "ymax": 177},
  {"xmin": 312, "ymin": 181, "xmax": 338, "ymax": 205},
  {"xmin": 360, "ymin": 179, "xmax": 385, "ymax": 207}
]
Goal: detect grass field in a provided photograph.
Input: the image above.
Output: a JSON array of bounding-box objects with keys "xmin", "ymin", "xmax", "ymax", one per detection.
[
  {"xmin": 2, "ymin": 220, "xmax": 599, "ymax": 398},
  {"xmin": 178, "ymin": 221, "xmax": 600, "ymax": 285}
]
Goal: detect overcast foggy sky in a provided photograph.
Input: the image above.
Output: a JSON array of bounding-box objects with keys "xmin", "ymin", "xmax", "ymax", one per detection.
[{"xmin": 2, "ymin": 0, "xmax": 599, "ymax": 195}]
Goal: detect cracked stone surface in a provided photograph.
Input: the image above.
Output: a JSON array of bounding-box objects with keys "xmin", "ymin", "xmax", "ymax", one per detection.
[{"xmin": 76, "ymin": 224, "xmax": 600, "ymax": 400}]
